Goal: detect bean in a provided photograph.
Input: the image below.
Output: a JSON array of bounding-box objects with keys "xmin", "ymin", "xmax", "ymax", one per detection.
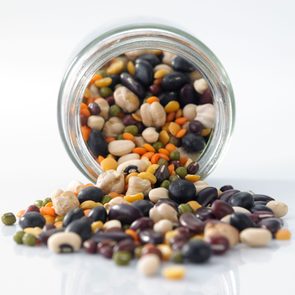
[
  {"xmin": 196, "ymin": 187, "xmax": 218, "ymax": 206},
  {"xmin": 63, "ymin": 208, "xmax": 84, "ymax": 227},
  {"xmin": 87, "ymin": 130, "xmax": 108, "ymax": 157},
  {"xmin": 120, "ymin": 72, "xmax": 145, "ymax": 98},
  {"xmin": 161, "ymin": 72, "xmax": 188, "ymax": 91},
  {"xmin": 141, "ymin": 244, "xmax": 163, "ymax": 259},
  {"xmin": 240, "ymin": 228, "xmax": 272, "ymax": 247},
  {"xmin": 182, "ymin": 133, "xmax": 206, "ymax": 153},
  {"xmin": 251, "ymin": 204, "xmax": 273, "ymax": 213},
  {"xmin": 135, "ymin": 60, "xmax": 153, "ymax": 86},
  {"xmin": 26, "ymin": 205, "xmax": 40, "ymax": 213},
  {"xmin": 78, "ymin": 186, "xmax": 105, "ymax": 203},
  {"xmin": 153, "ymin": 219, "xmax": 173, "ymax": 234},
  {"xmin": 137, "ymin": 254, "xmax": 161, "ymax": 276},
  {"xmin": 179, "ymin": 213, "xmax": 204, "ymax": 233},
  {"xmin": 219, "ymin": 189, "xmax": 240, "ymax": 203},
  {"xmin": 154, "ymin": 164, "xmax": 170, "ymax": 184},
  {"xmin": 109, "ymin": 204, "xmax": 143, "ymax": 225},
  {"xmin": 186, "ymin": 161, "xmax": 199, "ymax": 174},
  {"xmin": 131, "ymin": 200, "xmax": 154, "ymax": 217},
  {"xmin": 103, "ymin": 220, "xmax": 122, "ymax": 231},
  {"xmin": 182, "ymin": 240, "xmax": 211, "ymax": 263},
  {"xmin": 159, "ymin": 91, "xmax": 178, "ymax": 106},
  {"xmin": 113, "ymin": 239, "xmax": 136, "ymax": 254},
  {"xmin": 19, "ymin": 212, "xmax": 46, "ymax": 229},
  {"xmin": 39, "ymin": 228, "xmax": 64, "ymax": 245},
  {"xmin": 149, "ymin": 187, "xmax": 169, "ymax": 203},
  {"xmin": 206, "ymin": 235, "xmax": 230, "ymax": 255},
  {"xmin": 48, "ymin": 232, "xmax": 82, "ymax": 253},
  {"xmin": 172, "ymin": 56, "xmax": 194, "ymax": 72},
  {"xmin": 88, "ymin": 206, "xmax": 107, "ymax": 223},
  {"xmin": 130, "ymin": 217, "xmax": 154, "ymax": 231},
  {"xmin": 83, "ymin": 239, "xmax": 97, "ymax": 254},
  {"xmin": 65, "ymin": 217, "xmax": 92, "ymax": 241},
  {"xmin": 253, "ymin": 194, "xmax": 274, "ymax": 203},
  {"xmin": 139, "ymin": 229, "xmax": 164, "ymax": 244},
  {"xmin": 195, "ymin": 207, "xmax": 215, "ymax": 221},
  {"xmin": 168, "ymin": 179, "xmax": 196, "ymax": 204},
  {"xmin": 1, "ymin": 212, "xmax": 16, "ymax": 225},
  {"xmin": 93, "ymin": 231, "xmax": 132, "ymax": 243},
  {"xmin": 211, "ymin": 200, "xmax": 234, "ymax": 219},
  {"xmin": 179, "ymin": 84, "xmax": 199, "ymax": 106},
  {"xmin": 266, "ymin": 201, "xmax": 288, "ymax": 218},
  {"xmin": 137, "ymin": 54, "xmax": 160, "ymax": 66},
  {"xmin": 220, "ymin": 185, "xmax": 234, "ymax": 192},
  {"xmin": 88, "ymin": 102, "xmax": 101, "ymax": 115},
  {"xmin": 258, "ymin": 217, "xmax": 283, "ymax": 236},
  {"xmin": 229, "ymin": 192, "xmax": 255, "ymax": 210},
  {"xmin": 229, "ymin": 213, "xmax": 256, "ymax": 231}
]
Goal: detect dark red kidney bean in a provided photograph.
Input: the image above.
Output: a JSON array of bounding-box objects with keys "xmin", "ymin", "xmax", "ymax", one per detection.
[
  {"xmin": 258, "ymin": 218, "xmax": 283, "ymax": 236},
  {"xmin": 250, "ymin": 211, "xmax": 274, "ymax": 223},
  {"xmin": 179, "ymin": 84, "xmax": 199, "ymax": 107},
  {"xmin": 172, "ymin": 56, "xmax": 195, "ymax": 72},
  {"xmin": 87, "ymin": 129, "xmax": 108, "ymax": 157},
  {"xmin": 141, "ymin": 244, "xmax": 163, "ymax": 259},
  {"xmin": 161, "ymin": 72, "xmax": 189, "ymax": 91},
  {"xmin": 65, "ymin": 217, "xmax": 92, "ymax": 241},
  {"xmin": 134, "ymin": 60, "xmax": 153, "ymax": 86},
  {"xmin": 80, "ymin": 113, "xmax": 88, "ymax": 126},
  {"xmin": 109, "ymin": 74, "xmax": 120, "ymax": 90},
  {"xmin": 253, "ymin": 194, "xmax": 275, "ymax": 202},
  {"xmin": 139, "ymin": 230, "xmax": 164, "ymax": 244},
  {"xmin": 136, "ymin": 54, "xmax": 161, "ymax": 66},
  {"xmin": 179, "ymin": 213, "xmax": 204, "ymax": 233},
  {"xmin": 105, "ymin": 96, "xmax": 115, "ymax": 106},
  {"xmin": 88, "ymin": 206, "xmax": 107, "ymax": 223},
  {"xmin": 155, "ymin": 164, "xmax": 170, "ymax": 184},
  {"xmin": 99, "ymin": 245, "xmax": 114, "ymax": 259},
  {"xmin": 182, "ymin": 240, "xmax": 211, "ymax": 263},
  {"xmin": 88, "ymin": 102, "xmax": 101, "ymax": 115},
  {"xmin": 83, "ymin": 239, "xmax": 97, "ymax": 254},
  {"xmin": 63, "ymin": 208, "xmax": 84, "ymax": 227},
  {"xmin": 149, "ymin": 84, "xmax": 161, "ymax": 95},
  {"xmin": 196, "ymin": 187, "xmax": 218, "ymax": 206},
  {"xmin": 19, "ymin": 212, "xmax": 46, "ymax": 229},
  {"xmin": 230, "ymin": 213, "xmax": 256, "ymax": 231},
  {"xmin": 120, "ymin": 72, "xmax": 145, "ymax": 98},
  {"xmin": 207, "ymin": 235, "xmax": 230, "ymax": 255},
  {"xmin": 39, "ymin": 228, "xmax": 63, "ymax": 245},
  {"xmin": 188, "ymin": 121, "xmax": 203, "ymax": 135},
  {"xmin": 168, "ymin": 179, "xmax": 196, "ymax": 204},
  {"xmin": 176, "ymin": 227, "xmax": 193, "ymax": 240},
  {"xmin": 251, "ymin": 204, "xmax": 273, "ymax": 213},
  {"xmin": 199, "ymin": 88, "xmax": 213, "ymax": 104},
  {"xmin": 122, "ymin": 114, "xmax": 138, "ymax": 125},
  {"xmin": 219, "ymin": 189, "xmax": 240, "ymax": 203},
  {"xmin": 220, "ymin": 185, "xmax": 234, "ymax": 192},
  {"xmin": 132, "ymin": 200, "xmax": 154, "ymax": 217},
  {"xmin": 97, "ymin": 239, "xmax": 116, "ymax": 252},
  {"xmin": 170, "ymin": 235, "xmax": 188, "ymax": 250},
  {"xmin": 109, "ymin": 204, "xmax": 143, "ymax": 225},
  {"xmin": 78, "ymin": 186, "xmax": 105, "ymax": 203},
  {"xmin": 186, "ymin": 161, "xmax": 199, "ymax": 174},
  {"xmin": 159, "ymin": 91, "xmax": 178, "ymax": 106},
  {"xmin": 26, "ymin": 205, "xmax": 40, "ymax": 213},
  {"xmin": 182, "ymin": 133, "xmax": 206, "ymax": 153},
  {"xmin": 113, "ymin": 239, "xmax": 136, "ymax": 254},
  {"xmin": 93, "ymin": 231, "xmax": 132, "ymax": 243},
  {"xmin": 229, "ymin": 192, "xmax": 254, "ymax": 210},
  {"xmin": 130, "ymin": 217, "xmax": 154, "ymax": 231},
  {"xmin": 211, "ymin": 200, "xmax": 234, "ymax": 219},
  {"xmin": 195, "ymin": 207, "xmax": 215, "ymax": 221}
]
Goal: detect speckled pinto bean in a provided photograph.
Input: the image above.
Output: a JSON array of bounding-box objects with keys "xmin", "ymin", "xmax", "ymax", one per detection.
[{"xmin": 2, "ymin": 48, "xmax": 291, "ymax": 280}]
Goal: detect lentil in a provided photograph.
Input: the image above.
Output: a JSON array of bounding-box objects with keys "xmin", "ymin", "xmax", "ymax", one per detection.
[{"xmin": 1, "ymin": 212, "xmax": 16, "ymax": 225}]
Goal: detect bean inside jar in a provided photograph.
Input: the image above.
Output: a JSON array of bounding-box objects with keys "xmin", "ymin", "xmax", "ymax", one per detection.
[{"xmin": 80, "ymin": 49, "xmax": 215, "ymax": 171}]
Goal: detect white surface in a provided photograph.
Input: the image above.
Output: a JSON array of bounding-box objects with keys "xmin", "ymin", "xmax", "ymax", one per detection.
[
  {"xmin": 0, "ymin": 1, "xmax": 294, "ymax": 294},
  {"xmin": 1, "ymin": 179, "xmax": 294, "ymax": 295}
]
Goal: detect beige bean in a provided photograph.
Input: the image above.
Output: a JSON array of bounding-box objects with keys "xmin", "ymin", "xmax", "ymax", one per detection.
[
  {"xmin": 183, "ymin": 104, "xmax": 197, "ymax": 121},
  {"xmin": 194, "ymin": 180, "xmax": 209, "ymax": 193},
  {"xmin": 96, "ymin": 170, "xmax": 125, "ymax": 194},
  {"xmin": 94, "ymin": 98, "xmax": 109, "ymax": 120},
  {"xmin": 137, "ymin": 254, "xmax": 161, "ymax": 276},
  {"xmin": 193, "ymin": 78, "xmax": 209, "ymax": 94},
  {"xmin": 220, "ymin": 214, "xmax": 232, "ymax": 224},
  {"xmin": 126, "ymin": 176, "xmax": 151, "ymax": 196},
  {"xmin": 266, "ymin": 200, "xmax": 288, "ymax": 218},
  {"xmin": 114, "ymin": 86, "xmax": 140, "ymax": 113},
  {"xmin": 195, "ymin": 104, "xmax": 215, "ymax": 129},
  {"xmin": 148, "ymin": 187, "xmax": 169, "ymax": 203},
  {"xmin": 108, "ymin": 140, "xmax": 135, "ymax": 156},
  {"xmin": 142, "ymin": 127, "xmax": 159, "ymax": 143},
  {"xmin": 162, "ymin": 51, "xmax": 177, "ymax": 65},
  {"xmin": 156, "ymin": 203, "xmax": 178, "ymax": 223},
  {"xmin": 103, "ymin": 117, "xmax": 124, "ymax": 137},
  {"xmin": 154, "ymin": 64, "xmax": 173, "ymax": 73},
  {"xmin": 103, "ymin": 219, "xmax": 122, "ymax": 230},
  {"xmin": 153, "ymin": 219, "xmax": 173, "ymax": 233},
  {"xmin": 240, "ymin": 228, "xmax": 272, "ymax": 247},
  {"xmin": 117, "ymin": 153, "xmax": 140, "ymax": 165},
  {"xmin": 232, "ymin": 206, "xmax": 251, "ymax": 214},
  {"xmin": 87, "ymin": 115, "xmax": 105, "ymax": 130}
]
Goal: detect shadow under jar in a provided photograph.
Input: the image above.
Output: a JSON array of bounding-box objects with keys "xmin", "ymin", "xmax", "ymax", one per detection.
[{"xmin": 58, "ymin": 24, "xmax": 235, "ymax": 182}]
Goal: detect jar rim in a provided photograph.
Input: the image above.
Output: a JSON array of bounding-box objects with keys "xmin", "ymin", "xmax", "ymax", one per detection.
[{"xmin": 58, "ymin": 23, "xmax": 235, "ymax": 182}]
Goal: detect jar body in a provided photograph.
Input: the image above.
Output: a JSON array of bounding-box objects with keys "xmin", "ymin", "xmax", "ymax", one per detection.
[{"xmin": 58, "ymin": 24, "xmax": 235, "ymax": 182}]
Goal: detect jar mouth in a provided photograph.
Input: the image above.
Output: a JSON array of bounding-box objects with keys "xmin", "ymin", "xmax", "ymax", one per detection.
[{"xmin": 58, "ymin": 24, "xmax": 235, "ymax": 182}]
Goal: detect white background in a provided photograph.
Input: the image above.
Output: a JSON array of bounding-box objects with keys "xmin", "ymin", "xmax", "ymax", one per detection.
[{"xmin": 0, "ymin": 1, "xmax": 294, "ymax": 294}]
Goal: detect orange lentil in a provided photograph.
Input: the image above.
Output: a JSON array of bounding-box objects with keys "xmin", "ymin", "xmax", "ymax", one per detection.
[
  {"xmin": 90, "ymin": 73, "xmax": 103, "ymax": 84},
  {"xmin": 175, "ymin": 128, "xmax": 187, "ymax": 138},
  {"xmin": 16, "ymin": 209, "xmax": 25, "ymax": 218},
  {"xmin": 44, "ymin": 215, "xmax": 55, "ymax": 224},
  {"xmin": 86, "ymin": 97, "xmax": 96, "ymax": 104},
  {"xmin": 80, "ymin": 107, "xmax": 91, "ymax": 118},
  {"xmin": 44, "ymin": 201, "xmax": 53, "ymax": 207},
  {"xmin": 97, "ymin": 155, "xmax": 105, "ymax": 164},
  {"xmin": 143, "ymin": 143, "xmax": 155, "ymax": 152},
  {"xmin": 168, "ymin": 164, "xmax": 175, "ymax": 174},
  {"xmin": 105, "ymin": 136, "xmax": 116, "ymax": 143},
  {"xmin": 125, "ymin": 229, "xmax": 139, "ymax": 242},
  {"xmin": 166, "ymin": 112, "xmax": 176, "ymax": 122},
  {"xmin": 175, "ymin": 117, "xmax": 188, "ymax": 125},
  {"xmin": 83, "ymin": 209, "xmax": 91, "ymax": 216},
  {"xmin": 165, "ymin": 143, "xmax": 177, "ymax": 152},
  {"xmin": 80, "ymin": 103, "xmax": 89, "ymax": 110},
  {"xmin": 132, "ymin": 147, "xmax": 147, "ymax": 155},
  {"xmin": 180, "ymin": 156, "xmax": 188, "ymax": 166},
  {"xmin": 146, "ymin": 96, "xmax": 159, "ymax": 104},
  {"xmin": 142, "ymin": 151, "xmax": 155, "ymax": 159},
  {"xmin": 275, "ymin": 229, "xmax": 291, "ymax": 240},
  {"xmin": 40, "ymin": 207, "xmax": 56, "ymax": 217},
  {"xmin": 158, "ymin": 153, "xmax": 170, "ymax": 161},
  {"xmin": 158, "ymin": 148, "xmax": 170, "ymax": 156},
  {"xmin": 151, "ymin": 153, "xmax": 161, "ymax": 164},
  {"xmin": 122, "ymin": 133, "xmax": 135, "ymax": 140},
  {"xmin": 81, "ymin": 126, "xmax": 91, "ymax": 141}
]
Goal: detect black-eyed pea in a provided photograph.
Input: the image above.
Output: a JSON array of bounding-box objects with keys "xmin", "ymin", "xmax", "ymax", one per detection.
[{"xmin": 48, "ymin": 232, "xmax": 82, "ymax": 253}]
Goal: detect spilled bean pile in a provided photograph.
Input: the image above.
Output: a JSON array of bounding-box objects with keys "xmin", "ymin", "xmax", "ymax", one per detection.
[{"xmin": 1, "ymin": 50, "xmax": 292, "ymax": 280}]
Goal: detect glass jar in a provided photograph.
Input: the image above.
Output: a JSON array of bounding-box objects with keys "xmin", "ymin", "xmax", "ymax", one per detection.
[{"xmin": 58, "ymin": 24, "xmax": 235, "ymax": 182}]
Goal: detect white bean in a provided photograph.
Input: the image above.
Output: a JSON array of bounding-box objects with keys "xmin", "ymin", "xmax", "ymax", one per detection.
[
  {"xmin": 240, "ymin": 228, "xmax": 272, "ymax": 247},
  {"xmin": 108, "ymin": 140, "xmax": 135, "ymax": 156},
  {"xmin": 266, "ymin": 200, "xmax": 288, "ymax": 218},
  {"xmin": 137, "ymin": 254, "xmax": 161, "ymax": 276}
]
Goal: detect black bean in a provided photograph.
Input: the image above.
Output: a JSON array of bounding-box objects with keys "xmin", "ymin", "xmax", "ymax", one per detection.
[
  {"xmin": 130, "ymin": 217, "xmax": 154, "ymax": 231},
  {"xmin": 188, "ymin": 120, "xmax": 203, "ymax": 134},
  {"xmin": 109, "ymin": 74, "xmax": 120, "ymax": 90},
  {"xmin": 211, "ymin": 200, "xmax": 234, "ymax": 219},
  {"xmin": 207, "ymin": 235, "xmax": 229, "ymax": 255},
  {"xmin": 186, "ymin": 161, "xmax": 199, "ymax": 174},
  {"xmin": 136, "ymin": 54, "xmax": 160, "ymax": 66},
  {"xmin": 182, "ymin": 240, "xmax": 211, "ymax": 263},
  {"xmin": 179, "ymin": 213, "xmax": 204, "ymax": 233},
  {"xmin": 168, "ymin": 179, "xmax": 196, "ymax": 204},
  {"xmin": 63, "ymin": 208, "xmax": 84, "ymax": 227},
  {"xmin": 229, "ymin": 192, "xmax": 255, "ymax": 210},
  {"xmin": 78, "ymin": 186, "xmax": 105, "ymax": 203},
  {"xmin": 250, "ymin": 211, "xmax": 275, "ymax": 223},
  {"xmin": 120, "ymin": 72, "xmax": 145, "ymax": 98},
  {"xmin": 132, "ymin": 200, "xmax": 154, "ymax": 217},
  {"xmin": 139, "ymin": 229, "xmax": 164, "ymax": 244},
  {"xmin": 93, "ymin": 231, "xmax": 132, "ymax": 243},
  {"xmin": 134, "ymin": 60, "xmax": 154, "ymax": 86},
  {"xmin": 220, "ymin": 185, "xmax": 234, "ymax": 192},
  {"xmin": 258, "ymin": 218, "xmax": 283, "ymax": 235},
  {"xmin": 65, "ymin": 217, "xmax": 92, "ymax": 241},
  {"xmin": 182, "ymin": 133, "xmax": 206, "ymax": 153},
  {"xmin": 230, "ymin": 213, "xmax": 256, "ymax": 231},
  {"xmin": 19, "ymin": 212, "xmax": 46, "ymax": 229},
  {"xmin": 219, "ymin": 189, "xmax": 240, "ymax": 203},
  {"xmin": 179, "ymin": 84, "xmax": 199, "ymax": 106},
  {"xmin": 172, "ymin": 56, "xmax": 195, "ymax": 72},
  {"xmin": 251, "ymin": 204, "xmax": 273, "ymax": 213},
  {"xmin": 159, "ymin": 91, "xmax": 178, "ymax": 106},
  {"xmin": 195, "ymin": 207, "xmax": 215, "ymax": 221},
  {"xmin": 88, "ymin": 102, "xmax": 101, "ymax": 115},
  {"xmin": 108, "ymin": 204, "xmax": 143, "ymax": 225},
  {"xmin": 155, "ymin": 164, "xmax": 170, "ymax": 184},
  {"xmin": 87, "ymin": 130, "xmax": 108, "ymax": 157},
  {"xmin": 196, "ymin": 187, "xmax": 218, "ymax": 206},
  {"xmin": 88, "ymin": 206, "xmax": 107, "ymax": 223},
  {"xmin": 253, "ymin": 194, "xmax": 275, "ymax": 203},
  {"xmin": 161, "ymin": 72, "xmax": 189, "ymax": 91},
  {"xmin": 155, "ymin": 199, "xmax": 179, "ymax": 211}
]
